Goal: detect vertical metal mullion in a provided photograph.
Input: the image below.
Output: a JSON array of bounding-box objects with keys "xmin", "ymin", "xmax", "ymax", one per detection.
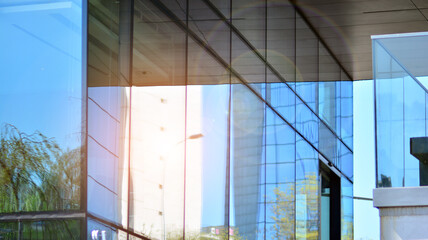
[
  {"xmin": 225, "ymin": 1, "xmax": 232, "ymax": 239},
  {"xmin": 82, "ymin": 0, "xmax": 89, "ymax": 237},
  {"xmin": 293, "ymin": 5, "xmax": 297, "ymax": 237},
  {"xmin": 183, "ymin": 1, "xmax": 189, "ymax": 239},
  {"xmin": 126, "ymin": 0, "xmax": 134, "ymax": 238},
  {"xmin": 264, "ymin": 0, "xmax": 267, "ymax": 239}
]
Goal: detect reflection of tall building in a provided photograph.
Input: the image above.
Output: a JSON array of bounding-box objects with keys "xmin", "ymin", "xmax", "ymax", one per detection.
[
  {"xmin": 232, "ymin": 85, "xmax": 265, "ymax": 240},
  {"xmin": 11, "ymin": 0, "xmax": 425, "ymax": 239}
]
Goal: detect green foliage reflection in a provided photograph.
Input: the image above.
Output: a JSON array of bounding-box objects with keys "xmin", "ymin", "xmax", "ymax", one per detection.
[
  {"xmin": 0, "ymin": 219, "xmax": 81, "ymax": 240},
  {"xmin": 0, "ymin": 124, "xmax": 80, "ymax": 212}
]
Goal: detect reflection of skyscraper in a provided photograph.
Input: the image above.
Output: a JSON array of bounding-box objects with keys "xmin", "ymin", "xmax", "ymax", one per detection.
[
  {"xmin": 232, "ymin": 85, "xmax": 265, "ymax": 240},
  {"xmin": 0, "ymin": 0, "xmax": 367, "ymax": 239}
]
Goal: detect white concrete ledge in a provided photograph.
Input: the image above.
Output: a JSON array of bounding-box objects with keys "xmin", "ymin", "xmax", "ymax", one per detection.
[{"xmin": 373, "ymin": 187, "xmax": 428, "ymax": 208}]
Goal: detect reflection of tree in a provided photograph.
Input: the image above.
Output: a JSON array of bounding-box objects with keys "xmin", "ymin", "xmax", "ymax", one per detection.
[
  {"xmin": 269, "ymin": 173, "xmax": 319, "ymax": 240},
  {"xmin": 158, "ymin": 227, "xmax": 246, "ymax": 240},
  {"xmin": 0, "ymin": 219, "xmax": 81, "ymax": 239},
  {"xmin": 0, "ymin": 124, "xmax": 80, "ymax": 212},
  {"xmin": 269, "ymin": 186, "xmax": 295, "ymax": 239}
]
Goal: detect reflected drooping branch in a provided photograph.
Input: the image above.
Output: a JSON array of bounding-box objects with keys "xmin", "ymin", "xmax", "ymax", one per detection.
[{"xmin": 0, "ymin": 124, "xmax": 80, "ymax": 212}]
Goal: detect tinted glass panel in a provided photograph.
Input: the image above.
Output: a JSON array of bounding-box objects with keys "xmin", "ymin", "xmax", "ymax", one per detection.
[
  {"xmin": 267, "ymin": 1, "xmax": 295, "ymax": 85},
  {"xmin": 189, "ymin": 0, "xmax": 230, "ymax": 62},
  {"xmin": 88, "ymin": 0, "xmax": 130, "ymax": 226},
  {"xmin": 266, "ymin": 69, "xmax": 296, "ymax": 126},
  {"xmin": 296, "ymin": 98, "xmax": 319, "ymax": 148},
  {"xmin": 375, "ymin": 41, "xmax": 405, "ymax": 187},
  {"xmin": 265, "ymin": 108, "xmax": 296, "ymax": 239},
  {"xmin": 0, "ymin": 219, "xmax": 81, "ymax": 240},
  {"xmin": 232, "ymin": 0, "xmax": 266, "ymax": 55},
  {"xmin": 88, "ymin": 218, "xmax": 127, "ymax": 240},
  {"xmin": 185, "ymin": 40, "xmax": 229, "ymax": 239},
  {"xmin": 341, "ymin": 178, "xmax": 353, "ymax": 240},
  {"xmin": 130, "ymin": 1, "xmax": 186, "ymax": 237},
  {"xmin": 296, "ymin": 16, "xmax": 318, "ymax": 112},
  {"xmin": 296, "ymin": 136, "xmax": 319, "ymax": 239},
  {"xmin": 340, "ymin": 76, "xmax": 353, "ymax": 150},
  {"xmin": 231, "ymin": 84, "xmax": 265, "ymax": 240},
  {"xmin": 0, "ymin": 0, "xmax": 83, "ymax": 212}
]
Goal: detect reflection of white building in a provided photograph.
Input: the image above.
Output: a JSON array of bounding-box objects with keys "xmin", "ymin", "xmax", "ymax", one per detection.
[{"xmin": 130, "ymin": 86, "xmax": 203, "ymax": 239}]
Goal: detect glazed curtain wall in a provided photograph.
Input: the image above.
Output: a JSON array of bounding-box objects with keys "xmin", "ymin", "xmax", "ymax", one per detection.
[
  {"xmin": 86, "ymin": 0, "xmax": 353, "ymax": 239},
  {"xmin": 0, "ymin": 0, "xmax": 85, "ymax": 238},
  {"xmin": 0, "ymin": 0, "xmax": 353, "ymax": 239},
  {"xmin": 374, "ymin": 37, "xmax": 428, "ymax": 188}
]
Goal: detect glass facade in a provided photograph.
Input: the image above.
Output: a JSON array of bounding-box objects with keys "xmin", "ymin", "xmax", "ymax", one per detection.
[
  {"xmin": 1, "ymin": 0, "xmax": 353, "ymax": 239},
  {"xmin": 374, "ymin": 34, "xmax": 428, "ymax": 188}
]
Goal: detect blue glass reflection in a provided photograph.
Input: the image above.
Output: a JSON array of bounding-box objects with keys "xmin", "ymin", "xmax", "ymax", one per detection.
[{"xmin": 0, "ymin": 0, "xmax": 83, "ymax": 212}]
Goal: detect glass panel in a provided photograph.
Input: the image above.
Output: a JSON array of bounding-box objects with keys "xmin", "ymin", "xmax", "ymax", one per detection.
[
  {"xmin": 189, "ymin": 0, "xmax": 230, "ymax": 62},
  {"xmin": 133, "ymin": 0, "xmax": 186, "ymax": 86},
  {"xmin": 0, "ymin": 0, "xmax": 83, "ymax": 212},
  {"xmin": 404, "ymin": 75, "xmax": 426, "ymax": 187},
  {"xmin": 185, "ymin": 40, "xmax": 229, "ymax": 239},
  {"xmin": 296, "ymin": 98, "xmax": 319, "ymax": 148},
  {"xmin": 208, "ymin": 0, "xmax": 230, "ymax": 19},
  {"xmin": 341, "ymin": 178, "xmax": 353, "ymax": 240},
  {"xmin": 232, "ymin": 0, "xmax": 266, "ymax": 55},
  {"xmin": 88, "ymin": 218, "xmax": 126, "ymax": 240},
  {"xmin": 374, "ymin": 41, "xmax": 404, "ymax": 187},
  {"xmin": 159, "ymin": 0, "xmax": 186, "ymax": 21},
  {"xmin": 0, "ymin": 219, "xmax": 81, "ymax": 240},
  {"xmin": 232, "ymin": 32, "xmax": 266, "ymax": 96},
  {"xmin": 340, "ymin": 75, "xmax": 353, "ymax": 150},
  {"xmin": 319, "ymin": 44, "xmax": 340, "ymax": 133},
  {"xmin": 340, "ymin": 142, "xmax": 353, "ymax": 181},
  {"xmin": 319, "ymin": 122, "xmax": 338, "ymax": 167},
  {"xmin": 265, "ymin": 108, "xmax": 296, "ymax": 239},
  {"xmin": 296, "ymin": 16, "xmax": 318, "ymax": 112},
  {"xmin": 267, "ymin": 1, "xmax": 295, "ymax": 85},
  {"xmin": 88, "ymin": 0, "xmax": 130, "ymax": 227},
  {"xmin": 295, "ymin": 136, "xmax": 319, "ymax": 240},
  {"xmin": 230, "ymin": 84, "xmax": 265, "ymax": 240},
  {"xmin": 130, "ymin": 0, "xmax": 186, "ymax": 238},
  {"xmin": 266, "ymin": 69, "xmax": 296, "ymax": 126},
  {"xmin": 320, "ymin": 175, "xmax": 330, "ymax": 240}
]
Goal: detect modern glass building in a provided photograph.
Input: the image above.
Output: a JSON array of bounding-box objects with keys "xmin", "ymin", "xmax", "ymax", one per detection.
[{"xmin": 0, "ymin": 0, "xmax": 353, "ymax": 239}]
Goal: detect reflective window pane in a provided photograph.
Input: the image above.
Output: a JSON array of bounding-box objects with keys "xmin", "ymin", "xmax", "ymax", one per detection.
[
  {"xmin": 296, "ymin": 136, "xmax": 319, "ymax": 239},
  {"xmin": 88, "ymin": 0, "xmax": 130, "ymax": 226},
  {"xmin": 267, "ymin": 1, "xmax": 295, "ymax": 85},
  {"xmin": 341, "ymin": 178, "xmax": 353, "ymax": 240},
  {"xmin": 185, "ymin": 40, "xmax": 229, "ymax": 239},
  {"xmin": 265, "ymin": 108, "xmax": 296, "ymax": 239},
  {"xmin": 189, "ymin": 0, "xmax": 230, "ymax": 62},
  {"xmin": 231, "ymin": 84, "xmax": 265, "ymax": 240},
  {"xmin": 296, "ymin": 98, "xmax": 319, "ymax": 149},
  {"xmin": 88, "ymin": 218, "xmax": 127, "ymax": 240},
  {"xmin": 0, "ymin": 0, "xmax": 83, "ymax": 212},
  {"xmin": 130, "ymin": 1, "xmax": 186, "ymax": 237},
  {"xmin": 267, "ymin": 69, "xmax": 296, "ymax": 126},
  {"xmin": 0, "ymin": 219, "xmax": 81, "ymax": 240},
  {"xmin": 232, "ymin": 0, "xmax": 266, "ymax": 55},
  {"xmin": 296, "ymin": 16, "xmax": 318, "ymax": 112}
]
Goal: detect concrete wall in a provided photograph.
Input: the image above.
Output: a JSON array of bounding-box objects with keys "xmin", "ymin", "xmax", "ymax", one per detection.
[{"xmin": 374, "ymin": 187, "xmax": 428, "ymax": 240}]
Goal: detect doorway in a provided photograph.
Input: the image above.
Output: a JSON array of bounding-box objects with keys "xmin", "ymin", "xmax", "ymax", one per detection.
[{"xmin": 320, "ymin": 162, "xmax": 341, "ymax": 240}]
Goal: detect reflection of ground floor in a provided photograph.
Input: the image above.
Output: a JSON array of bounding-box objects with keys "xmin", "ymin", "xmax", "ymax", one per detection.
[{"xmin": 200, "ymin": 226, "xmax": 240, "ymax": 240}]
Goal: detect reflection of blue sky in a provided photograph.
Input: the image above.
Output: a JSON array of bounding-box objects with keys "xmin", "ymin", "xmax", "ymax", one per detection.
[
  {"xmin": 0, "ymin": 0, "xmax": 83, "ymax": 149},
  {"xmin": 199, "ymin": 85, "xmax": 229, "ymax": 227}
]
